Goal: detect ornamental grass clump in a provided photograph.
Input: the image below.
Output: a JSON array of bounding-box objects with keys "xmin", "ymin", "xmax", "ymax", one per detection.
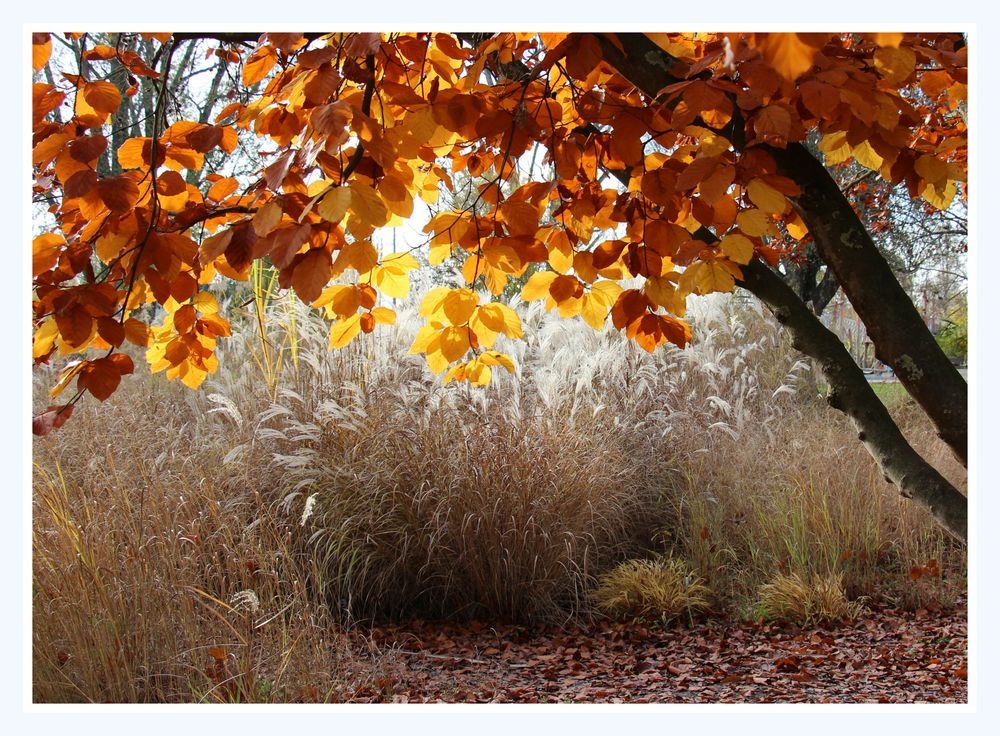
[
  {"xmin": 593, "ymin": 556, "xmax": 711, "ymax": 623},
  {"xmin": 755, "ymin": 571, "xmax": 865, "ymax": 625}
]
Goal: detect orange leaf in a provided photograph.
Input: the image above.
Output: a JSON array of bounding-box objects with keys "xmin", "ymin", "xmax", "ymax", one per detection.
[
  {"xmin": 753, "ymin": 33, "xmax": 829, "ymax": 81},
  {"xmin": 753, "ymin": 105, "xmax": 792, "ymax": 141},
  {"xmin": 78, "ymin": 356, "xmax": 132, "ymax": 401},
  {"xmin": 243, "ymin": 45, "xmax": 278, "ymax": 86},
  {"xmin": 33, "ymin": 233, "xmax": 64, "ymax": 277},
  {"xmin": 292, "ymin": 249, "xmax": 333, "ymax": 304},
  {"xmin": 68, "ymin": 134, "xmax": 108, "ymax": 163},
  {"xmin": 55, "ymin": 305, "xmax": 93, "ymax": 348},
  {"xmin": 123, "ymin": 318, "xmax": 151, "ymax": 347},
  {"xmin": 156, "ymin": 170, "xmax": 189, "ymax": 212},
  {"xmin": 549, "ymin": 274, "xmax": 584, "ymax": 303},
  {"xmin": 206, "ymin": 177, "xmax": 240, "ymax": 202},
  {"xmin": 173, "ymin": 304, "xmax": 198, "ymax": 334},
  {"xmin": 82, "ymin": 80, "xmax": 121, "ymax": 116},
  {"xmin": 97, "ymin": 176, "xmax": 140, "ymax": 213},
  {"xmin": 344, "ymin": 33, "xmax": 381, "ymax": 57},
  {"xmin": 96, "ymin": 317, "xmax": 125, "ymax": 347},
  {"xmin": 592, "ymin": 240, "xmax": 628, "ymax": 270},
  {"xmin": 565, "ymin": 34, "xmax": 602, "ymax": 80},
  {"xmin": 32, "ymin": 33, "xmax": 52, "ymax": 71}
]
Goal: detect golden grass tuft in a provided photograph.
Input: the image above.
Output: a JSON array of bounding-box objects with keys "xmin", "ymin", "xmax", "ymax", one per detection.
[
  {"xmin": 756, "ymin": 572, "xmax": 865, "ymax": 624},
  {"xmin": 593, "ymin": 557, "xmax": 711, "ymax": 622}
]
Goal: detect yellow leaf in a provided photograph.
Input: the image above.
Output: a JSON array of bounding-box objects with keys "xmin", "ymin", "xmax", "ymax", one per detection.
[
  {"xmin": 323, "ymin": 285, "xmax": 363, "ymax": 317},
  {"xmin": 179, "ymin": 361, "xmax": 208, "ymax": 389},
  {"xmin": 381, "ymin": 252, "xmax": 419, "ymax": 271},
  {"xmin": 818, "ymin": 130, "xmax": 852, "ymax": 165},
  {"xmin": 443, "ymin": 362, "xmax": 469, "ymax": 385},
  {"xmin": 852, "ymin": 140, "xmax": 884, "ymax": 171},
  {"xmin": 869, "ymin": 33, "xmax": 903, "ymax": 48},
  {"xmin": 370, "ymin": 306, "xmax": 396, "ymax": 325},
  {"xmin": 329, "ymin": 313, "xmax": 362, "ymax": 349},
  {"xmin": 479, "ymin": 351, "xmax": 515, "ymax": 373},
  {"xmin": 424, "ymin": 345, "xmax": 451, "ymax": 373},
  {"xmin": 442, "ymin": 288, "xmax": 479, "ymax": 325},
  {"xmin": 520, "ymin": 270, "xmax": 557, "ymax": 301},
  {"xmin": 438, "ymin": 326, "xmax": 472, "ymax": 362},
  {"xmin": 556, "ymin": 295, "xmax": 583, "ymax": 319},
  {"xmin": 33, "ymin": 318, "xmax": 59, "ymax": 358},
  {"xmin": 335, "ymin": 240, "xmax": 379, "ymax": 274},
  {"xmin": 915, "ymin": 155, "xmax": 950, "ymax": 186},
  {"xmin": 419, "ymin": 287, "xmax": 451, "ymax": 320},
  {"xmin": 49, "ymin": 360, "xmax": 86, "ymax": 397},
  {"xmin": 192, "ymin": 291, "xmax": 220, "ymax": 314},
  {"xmin": 643, "ymin": 276, "xmax": 683, "ymax": 313},
  {"xmin": 546, "ymin": 230, "xmax": 575, "ymax": 274},
  {"xmin": 735, "ymin": 209, "xmax": 771, "ymax": 237},
  {"xmin": 718, "ymin": 233, "xmax": 755, "ymax": 265},
  {"xmin": 430, "ymin": 241, "xmax": 454, "ymax": 265},
  {"xmin": 33, "ymin": 233, "xmax": 64, "ymax": 277},
  {"xmin": 589, "ymin": 280, "xmax": 624, "ymax": 306},
  {"xmin": 746, "ymin": 179, "xmax": 789, "ymax": 215},
  {"xmin": 373, "ymin": 252, "xmax": 419, "ymax": 298},
  {"xmin": 373, "ymin": 266, "xmax": 411, "ymax": 298},
  {"xmin": 874, "ymin": 46, "xmax": 916, "ymax": 85},
  {"xmin": 465, "ymin": 361, "xmax": 492, "ymax": 386},
  {"xmin": 317, "ymin": 187, "xmax": 351, "ymax": 223},
  {"xmin": 349, "ymin": 182, "xmax": 389, "ymax": 228},
  {"xmin": 580, "ymin": 293, "xmax": 609, "ymax": 330},
  {"xmin": 922, "ymin": 179, "xmax": 956, "ymax": 210},
  {"xmin": 494, "ymin": 303, "xmax": 523, "ymax": 338},
  {"xmin": 95, "ymin": 230, "xmax": 130, "ymax": 264},
  {"xmin": 409, "ymin": 323, "xmax": 440, "ymax": 354},
  {"xmin": 682, "ymin": 260, "xmax": 736, "ymax": 295},
  {"xmin": 470, "ymin": 305, "xmax": 502, "ymax": 347}
]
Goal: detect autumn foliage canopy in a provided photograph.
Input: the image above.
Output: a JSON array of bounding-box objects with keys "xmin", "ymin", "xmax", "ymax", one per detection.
[{"xmin": 31, "ymin": 31, "xmax": 968, "ymax": 435}]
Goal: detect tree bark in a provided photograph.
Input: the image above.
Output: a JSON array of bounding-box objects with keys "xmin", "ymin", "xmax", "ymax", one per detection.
[
  {"xmin": 740, "ymin": 259, "xmax": 967, "ymax": 541},
  {"xmin": 782, "ymin": 245, "xmax": 841, "ymax": 316},
  {"xmin": 767, "ymin": 144, "xmax": 968, "ymax": 466}
]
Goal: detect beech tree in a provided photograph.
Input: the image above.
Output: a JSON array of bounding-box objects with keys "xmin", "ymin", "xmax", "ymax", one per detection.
[{"xmin": 31, "ymin": 31, "xmax": 968, "ymax": 540}]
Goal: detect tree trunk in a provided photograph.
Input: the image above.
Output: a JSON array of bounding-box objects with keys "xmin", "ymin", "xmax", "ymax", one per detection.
[
  {"xmin": 767, "ymin": 144, "xmax": 968, "ymax": 467},
  {"xmin": 740, "ymin": 259, "xmax": 967, "ymax": 541}
]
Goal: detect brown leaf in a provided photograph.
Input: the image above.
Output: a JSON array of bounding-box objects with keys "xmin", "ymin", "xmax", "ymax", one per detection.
[
  {"xmin": 32, "ymin": 404, "xmax": 74, "ymax": 436},
  {"xmin": 292, "ymin": 249, "xmax": 333, "ymax": 304}
]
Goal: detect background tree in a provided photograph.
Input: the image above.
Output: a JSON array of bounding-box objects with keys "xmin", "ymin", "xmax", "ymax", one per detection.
[{"xmin": 31, "ymin": 31, "xmax": 968, "ymax": 539}]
